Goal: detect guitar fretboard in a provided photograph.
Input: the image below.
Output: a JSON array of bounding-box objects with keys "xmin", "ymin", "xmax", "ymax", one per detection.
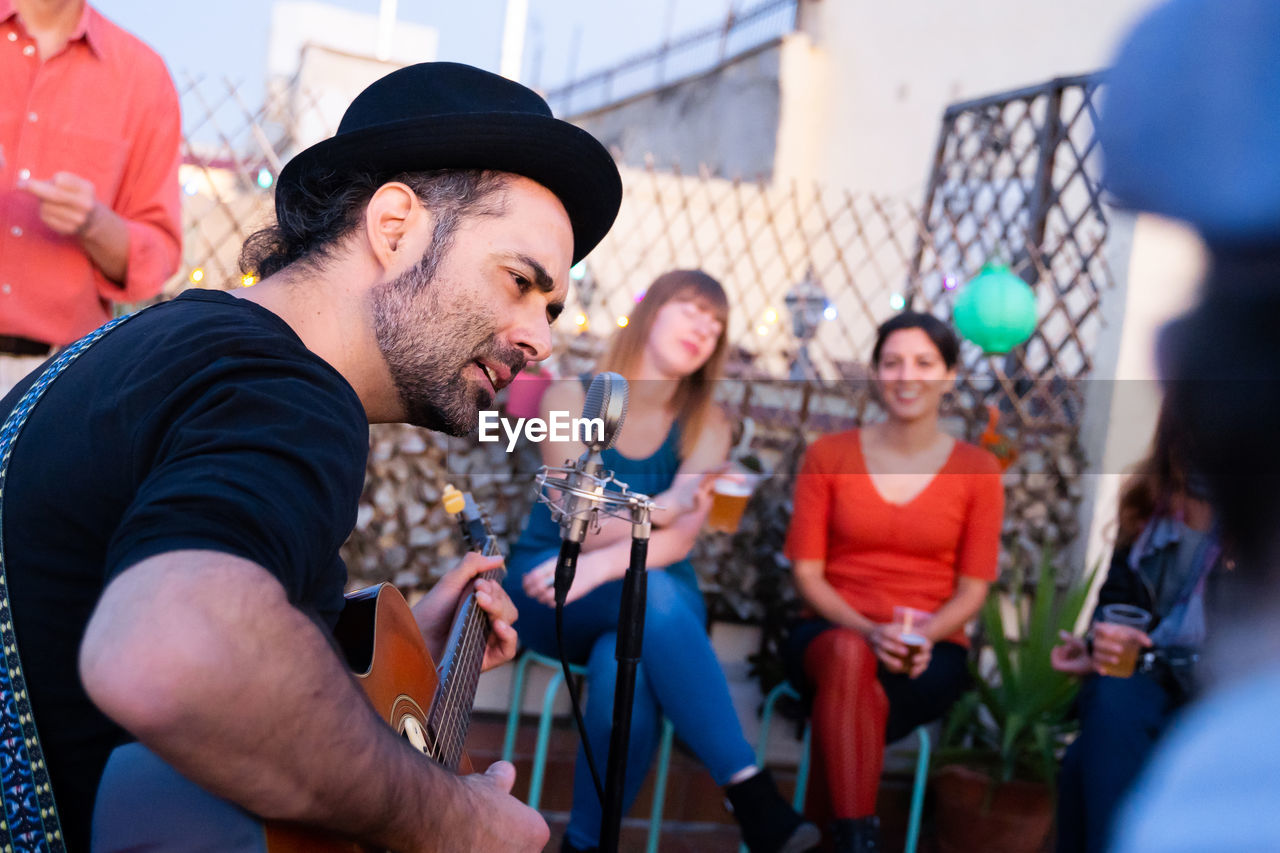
[{"xmin": 426, "ymin": 561, "xmax": 502, "ymax": 770}]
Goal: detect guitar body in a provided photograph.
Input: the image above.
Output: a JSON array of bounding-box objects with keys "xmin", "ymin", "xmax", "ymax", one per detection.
[{"xmin": 264, "ymin": 584, "xmax": 472, "ymax": 853}]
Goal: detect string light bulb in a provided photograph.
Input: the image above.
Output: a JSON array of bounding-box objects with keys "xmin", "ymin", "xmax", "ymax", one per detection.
[
  {"xmin": 189, "ymin": 267, "xmax": 205, "ymax": 284},
  {"xmin": 616, "ymin": 316, "xmax": 629, "ymax": 328}
]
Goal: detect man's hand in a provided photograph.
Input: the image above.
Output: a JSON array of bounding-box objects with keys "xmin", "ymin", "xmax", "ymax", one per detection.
[
  {"xmin": 1051, "ymin": 630, "xmax": 1094, "ymax": 676},
  {"xmin": 451, "ymin": 761, "xmax": 549, "ymax": 852},
  {"xmin": 413, "ymin": 553, "xmax": 518, "ymax": 672},
  {"xmin": 19, "ymin": 171, "xmax": 100, "ymax": 236}
]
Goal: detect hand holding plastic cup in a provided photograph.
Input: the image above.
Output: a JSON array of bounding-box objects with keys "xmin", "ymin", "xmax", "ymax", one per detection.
[
  {"xmin": 892, "ymin": 606, "xmax": 932, "ymax": 669},
  {"xmin": 1093, "ymin": 604, "xmax": 1153, "ymax": 678},
  {"xmin": 706, "ymin": 461, "xmax": 761, "ymax": 534}
]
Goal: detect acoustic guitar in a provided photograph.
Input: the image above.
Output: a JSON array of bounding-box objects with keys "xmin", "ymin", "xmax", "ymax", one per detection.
[{"xmin": 263, "ymin": 483, "xmax": 504, "ymax": 852}]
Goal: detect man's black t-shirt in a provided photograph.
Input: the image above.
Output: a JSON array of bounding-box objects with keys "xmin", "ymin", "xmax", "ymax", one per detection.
[{"xmin": 0, "ymin": 290, "xmax": 369, "ymax": 850}]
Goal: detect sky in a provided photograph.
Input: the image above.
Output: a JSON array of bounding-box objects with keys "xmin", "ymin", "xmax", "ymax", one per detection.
[{"xmin": 93, "ymin": 0, "xmax": 734, "ymax": 95}]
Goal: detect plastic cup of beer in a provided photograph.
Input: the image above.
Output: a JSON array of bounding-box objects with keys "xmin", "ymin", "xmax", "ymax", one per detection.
[
  {"xmin": 892, "ymin": 606, "xmax": 932, "ymax": 668},
  {"xmin": 706, "ymin": 469, "xmax": 758, "ymax": 534},
  {"xmin": 1096, "ymin": 604, "xmax": 1152, "ymax": 678}
]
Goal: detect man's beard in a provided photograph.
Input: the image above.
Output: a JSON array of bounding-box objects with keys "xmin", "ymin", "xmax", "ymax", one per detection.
[{"xmin": 371, "ymin": 254, "xmax": 526, "ymax": 435}]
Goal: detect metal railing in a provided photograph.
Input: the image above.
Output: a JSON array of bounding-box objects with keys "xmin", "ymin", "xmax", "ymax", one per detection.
[{"xmin": 544, "ymin": 0, "xmax": 798, "ymax": 117}]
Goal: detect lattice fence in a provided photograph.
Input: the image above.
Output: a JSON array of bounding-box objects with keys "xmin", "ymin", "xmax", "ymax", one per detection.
[
  {"xmin": 905, "ymin": 74, "xmax": 1110, "ymax": 586},
  {"xmin": 162, "ymin": 71, "xmax": 1112, "ymax": 624}
]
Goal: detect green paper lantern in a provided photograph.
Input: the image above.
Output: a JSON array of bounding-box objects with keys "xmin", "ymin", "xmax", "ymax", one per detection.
[{"xmin": 952, "ymin": 262, "xmax": 1038, "ymax": 354}]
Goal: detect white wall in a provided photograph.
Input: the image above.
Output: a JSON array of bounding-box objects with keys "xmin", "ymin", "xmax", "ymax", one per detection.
[
  {"xmin": 1075, "ymin": 213, "xmax": 1206, "ymax": 611},
  {"xmin": 268, "ymin": 0, "xmax": 437, "ymax": 79},
  {"xmin": 784, "ymin": 0, "xmax": 1162, "ymax": 197}
]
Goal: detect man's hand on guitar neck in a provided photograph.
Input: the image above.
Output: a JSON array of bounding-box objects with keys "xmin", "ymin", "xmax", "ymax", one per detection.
[{"xmin": 414, "ymin": 552, "xmax": 519, "ymax": 672}]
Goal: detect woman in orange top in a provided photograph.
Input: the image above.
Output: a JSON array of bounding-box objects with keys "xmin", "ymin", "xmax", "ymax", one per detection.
[{"xmin": 783, "ymin": 312, "xmax": 1004, "ymax": 852}]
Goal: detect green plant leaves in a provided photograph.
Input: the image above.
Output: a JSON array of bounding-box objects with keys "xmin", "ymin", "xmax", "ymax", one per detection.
[{"xmin": 938, "ymin": 551, "xmax": 1102, "ymax": 790}]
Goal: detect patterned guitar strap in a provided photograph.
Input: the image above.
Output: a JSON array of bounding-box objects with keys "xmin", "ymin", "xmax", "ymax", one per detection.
[{"xmin": 0, "ymin": 313, "xmax": 134, "ymax": 853}]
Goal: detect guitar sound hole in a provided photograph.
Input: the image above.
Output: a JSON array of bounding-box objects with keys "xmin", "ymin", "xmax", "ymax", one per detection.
[{"xmin": 399, "ymin": 714, "xmax": 429, "ymax": 755}]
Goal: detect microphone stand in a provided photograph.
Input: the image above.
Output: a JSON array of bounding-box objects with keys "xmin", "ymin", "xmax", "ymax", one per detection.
[{"xmin": 599, "ymin": 496, "xmax": 653, "ymax": 853}]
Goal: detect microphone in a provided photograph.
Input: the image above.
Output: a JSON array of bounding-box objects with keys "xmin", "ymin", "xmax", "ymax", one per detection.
[
  {"xmin": 562, "ymin": 372, "xmax": 628, "ymax": 543},
  {"xmin": 545, "ymin": 372, "xmax": 628, "ymax": 606}
]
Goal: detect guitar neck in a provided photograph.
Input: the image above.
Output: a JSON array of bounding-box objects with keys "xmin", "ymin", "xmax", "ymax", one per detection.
[{"xmin": 430, "ymin": 491, "xmax": 505, "ymax": 770}]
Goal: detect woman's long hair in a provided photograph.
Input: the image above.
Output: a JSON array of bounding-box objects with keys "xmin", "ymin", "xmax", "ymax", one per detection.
[
  {"xmin": 595, "ymin": 270, "xmax": 730, "ymax": 458},
  {"xmin": 1116, "ymin": 399, "xmax": 1195, "ymax": 546}
]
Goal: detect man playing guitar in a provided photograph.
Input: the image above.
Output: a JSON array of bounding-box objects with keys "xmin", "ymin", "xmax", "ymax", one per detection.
[{"xmin": 0, "ymin": 62, "xmax": 621, "ymax": 852}]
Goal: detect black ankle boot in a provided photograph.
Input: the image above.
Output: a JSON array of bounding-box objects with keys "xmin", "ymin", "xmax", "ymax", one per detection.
[
  {"xmin": 725, "ymin": 769, "xmax": 821, "ymax": 853},
  {"xmin": 831, "ymin": 816, "xmax": 882, "ymax": 853}
]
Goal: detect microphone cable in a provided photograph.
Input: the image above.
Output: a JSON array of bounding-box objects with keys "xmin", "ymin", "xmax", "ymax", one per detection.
[{"xmin": 552, "ymin": 538, "xmax": 606, "ymax": 806}]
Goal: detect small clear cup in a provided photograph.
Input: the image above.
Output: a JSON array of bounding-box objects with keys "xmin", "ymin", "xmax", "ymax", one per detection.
[
  {"xmin": 892, "ymin": 606, "xmax": 932, "ymax": 667},
  {"xmin": 1095, "ymin": 604, "xmax": 1152, "ymax": 678}
]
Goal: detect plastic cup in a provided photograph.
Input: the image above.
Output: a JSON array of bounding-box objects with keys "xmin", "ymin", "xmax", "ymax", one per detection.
[
  {"xmin": 892, "ymin": 606, "xmax": 932, "ymax": 667},
  {"xmin": 1096, "ymin": 604, "xmax": 1152, "ymax": 678},
  {"xmin": 706, "ymin": 470, "xmax": 758, "ymax": 534}
]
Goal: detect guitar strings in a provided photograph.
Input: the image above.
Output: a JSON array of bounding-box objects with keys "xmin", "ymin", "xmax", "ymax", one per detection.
[
  {"xmin": 441, "ymin": 601, "xmax": 480, "ymax": 767},
  {"xmin": 441, "ymin": 586, "xmax": 484, "ymax": 765},
  {"xmin": 435, "ymin": 566, "xmax": 500, "ymax": 769},
  {"xmin": 446, "ymin": 582, "xmax": 491, "ymax": 766}
]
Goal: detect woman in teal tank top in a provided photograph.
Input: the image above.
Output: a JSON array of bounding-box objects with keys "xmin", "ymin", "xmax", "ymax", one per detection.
[{"xmin": 504, "ymin": 271, "xmax": 817, "ymax": 853}]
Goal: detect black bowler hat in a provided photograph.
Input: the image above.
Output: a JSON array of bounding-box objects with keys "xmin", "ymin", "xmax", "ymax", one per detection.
[{"xmin": 276, "ymin": 62, "xmax": 623, "ymax": 264}]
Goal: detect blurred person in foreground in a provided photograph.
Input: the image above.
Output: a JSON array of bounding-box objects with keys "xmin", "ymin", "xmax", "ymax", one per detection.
[
  {"xmin": 1, "ymin": 0, "xmax": 182, "ymax": 394},
  {"xmin": 1051, "ymin": 401, "xmax": 1225, "ymax": 852},
  {"xmin": 1098, "ymin": 0, "xmax": 1280, "ymax": 848},
  {"xmin": 505, "ymin": 270, "xmax": 819, "ymax": 853},
  {"xmin": 0, "ymin": 62, "xmax": 621, "ymax": 852},
  {"xmin": 783, "ymin": 312, "xmax": 1004, "ymax": 853}
]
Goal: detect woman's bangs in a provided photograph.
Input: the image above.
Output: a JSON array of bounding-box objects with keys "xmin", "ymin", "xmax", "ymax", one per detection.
[{"xmin": 672, "ymin": 283, "xmax": 730, "ymax": 325}]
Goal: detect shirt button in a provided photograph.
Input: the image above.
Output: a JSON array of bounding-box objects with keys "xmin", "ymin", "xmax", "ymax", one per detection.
[
  {"xmin": 1, "ymin": 284, "xmax": 11, "ymax": 295},
  {"xmin": 6, "ymin": 32, "xmax": 16, "ymax": 42},
  {"xmin": 10, "ymin": 227, "xmax": 21, "ymax": 237},
  {"xmin": 27, "ymin": 112, "xmax": 36, "ymax": 123},
  {"xmin": 22, "ymin": 45, "xmax": 35, "ymax": 56},
  {"xmin": 18, "ymin": 168, "xmax": 30, "ymax": 181}
]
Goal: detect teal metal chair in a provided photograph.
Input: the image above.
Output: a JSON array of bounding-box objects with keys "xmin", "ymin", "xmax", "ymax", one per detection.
[
  {"xmin": 502, "ymin": 649, "xmax": 675, "ymax": 853},
  {"xmin": 742, "ymin": 682, "xmax": 931, "ymax": 853}
]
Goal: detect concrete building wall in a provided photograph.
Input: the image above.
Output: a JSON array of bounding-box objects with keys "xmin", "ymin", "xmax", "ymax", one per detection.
[
  {"xmin": 268, "ymin": 0, "xmax": 437, "ymax": 79},
  {"xmin": 571, "ymin": 42, "xmax": 783, "ymax": 179},
  {"xmin": 569, "ymin": 0, "xmax": 1161, "ymax": 195},
  {"xmin": 787, "ymin": 0, "xmax": 1161, "ymax": 197},
  {"xmin": 1075, "ymin": 215, "xmax": 1206, "ymax": 602}
]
